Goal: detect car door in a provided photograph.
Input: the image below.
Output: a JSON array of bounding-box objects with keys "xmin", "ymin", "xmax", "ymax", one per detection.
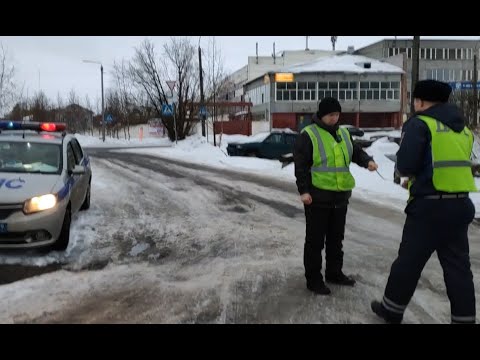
[
  {"xmin": 260, "ymin": 133, "xmax": 287, "ymax": 159},
  {"xmin": 70, "ymin": 138, "xmax": 90, "ymax": 204},
  {"xmin": 285, "ymin": 134, "xmax": 297, "ymax": 154},
  {"xmin": 66, "ymin": 142, "xmax": 82, "ymax": 213}
]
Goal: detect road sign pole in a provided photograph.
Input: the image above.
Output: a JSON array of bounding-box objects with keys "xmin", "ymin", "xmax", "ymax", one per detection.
[{"xmin": 173, "ymin": 102, "xmax": 178, "ymax": 144}]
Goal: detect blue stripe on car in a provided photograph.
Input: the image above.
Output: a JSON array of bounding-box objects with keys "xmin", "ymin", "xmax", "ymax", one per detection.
[
  {"xmin": 81, "ymin": 156, "xmax": 90, "ymax": 167},
  {"xmin": 57, "ymin": 177, "xmax": 75, "ymax": 201}
]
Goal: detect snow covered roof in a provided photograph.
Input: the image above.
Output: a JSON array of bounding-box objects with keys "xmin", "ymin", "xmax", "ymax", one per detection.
[{"xmin": 279, "ymin": 54, "xmax": 404, "ymax": 75}]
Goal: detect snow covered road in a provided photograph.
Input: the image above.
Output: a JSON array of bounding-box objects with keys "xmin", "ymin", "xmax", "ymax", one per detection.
[{"xmin": 0, "ymin": 150, "xmax": 479, "ymax": 323}]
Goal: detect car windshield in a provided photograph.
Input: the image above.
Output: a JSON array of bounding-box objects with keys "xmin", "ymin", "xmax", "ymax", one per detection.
[{"xmin": 0, "ymin": 141, "xmax": 62, "ymax": 174}]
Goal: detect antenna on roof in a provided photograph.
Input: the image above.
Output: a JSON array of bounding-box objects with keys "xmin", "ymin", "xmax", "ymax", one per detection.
[{"xmin": 272, "ymin": 42, "xmax": 276, "ymax": 64}]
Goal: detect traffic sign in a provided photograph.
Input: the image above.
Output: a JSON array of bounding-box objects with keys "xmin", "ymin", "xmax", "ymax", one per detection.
[
  {"xmin": 166, "ymin": 81, "xmax": 176, "ymax": 92},
  {"xmin": 162, "ymin": 104, "xmax": 173, "ymax": 116},
  {"xmin": 199, "ymin": 106, "xmax": 209, "ymax": 117}
]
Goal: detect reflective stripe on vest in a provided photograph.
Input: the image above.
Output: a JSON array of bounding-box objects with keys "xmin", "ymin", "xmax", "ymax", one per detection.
[
  {"xmin": 303, "ymin": 124, "xmax": 356, "ymax": 191},
  {"xmin": 412, "ymin": 115, "xmax": 477, "ymax": 193}
]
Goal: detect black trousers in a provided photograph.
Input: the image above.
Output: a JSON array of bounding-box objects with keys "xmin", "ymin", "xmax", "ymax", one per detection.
[
  {"xmin": 383, "ymin": 197, "xmax": 476, "ymax": 323},
  {"xmin": 304, "ymin": 204, "xmax": 348, "ymax": 284}
]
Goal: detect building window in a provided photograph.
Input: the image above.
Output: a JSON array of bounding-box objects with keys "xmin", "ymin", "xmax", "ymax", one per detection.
[
  {"xmin": 338, "ymin": 82, "xmax": 356, "ymax": 101},
  {"xmin": 276, "ymin": 82, "xmax": 297, "ymax": 101},
  {"xmin": 297, "ymin": 82, "xmax": 316, "ymax": 101},
  {"xmin": 407, "ymin": 48, "xmax": 412, "ymax": 59},
  {"xmin": 425, "ymin": 48, "xmax": 433, "ymax": 60},
  {"xmin": 449, "ymin": 69, "xmax": 455, "ymax": 81},
  {"xmin": 448, "ymin": 49, "xmax": 455, "ymax": 60},
  {"xmin": 420, "ymin": 48, "xmax": 426, "ymax": 59},
  {"xmin": 461, "ymin": 70, "xmax": 472, "ymax": 81},
  {"xmin": 435, "ymin": 49, "xmax": 444, "ymax": 60},
  {"xmin": 388, "ymin": 48, "xmax": 395, "ymax": 57},
  {"xmin": 318, "ymin": 81, "xmax": 339, "ymax": 100}
]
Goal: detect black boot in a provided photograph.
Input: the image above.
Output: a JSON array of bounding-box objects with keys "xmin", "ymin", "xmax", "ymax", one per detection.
[
  {"xmin": 325, "ymin": 272, "xmax": 356, "ymax": 286},
  {"xmin": 371, "ymin": 300, "xmax": 402, "ymax": 324},
  {"xmin": 307, "ymin": 280, "xmax": 331, "ymax": 295}
]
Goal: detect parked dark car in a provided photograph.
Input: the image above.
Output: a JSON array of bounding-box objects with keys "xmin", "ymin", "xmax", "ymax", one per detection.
[
  {"xmin": 339, "ymin": 124, "xmax": 364, "ymax": 137},
  {"xmin": 339, "ymin": 125, "xmax": 377, "ymax": 148},
  {"xmin": 227, "ymin": 131, "xmax": 298, "ymax": 160},
  {"xmin": 227, "ymin": 126, "xmax": 375, "ymax": 160}
]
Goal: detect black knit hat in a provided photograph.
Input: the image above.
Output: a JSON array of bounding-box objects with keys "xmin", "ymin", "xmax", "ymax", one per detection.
[
  {"xmin": 317, "ymin": 97, "xmax": 342, "ymax": 119},
  {"xmin": 413, "ymin": 80, "xmax": 452, "ymax": 103}
]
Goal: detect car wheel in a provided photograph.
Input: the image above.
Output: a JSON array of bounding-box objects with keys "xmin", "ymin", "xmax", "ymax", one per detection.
[
  {"xmin": 52, "ymin": 207, "xmax": 71, "ymax": 251},
  {"xmin": 80, "ymin": 180, "xmax": 91, "ymax": 211}
]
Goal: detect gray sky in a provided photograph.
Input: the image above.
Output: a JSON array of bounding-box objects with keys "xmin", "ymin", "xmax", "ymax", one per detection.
[{"xmin": 1, "ymin": 36, "xmax": 478, "ymax": 112}]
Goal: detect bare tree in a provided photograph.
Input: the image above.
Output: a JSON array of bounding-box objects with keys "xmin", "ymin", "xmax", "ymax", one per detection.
[
  {"xmin": 450, "ymin": 89, "xmax": 480, "ymax": 129},
  {"xmin": 203, "ymin": 37, "xmax": 229, "ymax": 145},
  {"xmin": 0, "ymin": 43, "xmax": 16, "ymax": 117},
  {"xmin": 84, "ymin": 94, "xmax": 94, "ymax": 135},
  {"xmin": 30, "ymin": 90, "xmax": 50, "ymax": 122},
  {"xmin": 65, "ymin": 88, "xmax": 83, "ymax": 133},
  {"xmin": 112, "ymin": 59, "xmax": 136, "ymax": 140},
  {"xmin": 127, "ymin": 38, "xmax": 200, "ymax": 141}
]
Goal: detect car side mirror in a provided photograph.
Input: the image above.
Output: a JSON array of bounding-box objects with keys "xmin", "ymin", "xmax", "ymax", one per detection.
[{"xmin": 69, "ymin": 165, "xmax": 86, "ymax": 176}]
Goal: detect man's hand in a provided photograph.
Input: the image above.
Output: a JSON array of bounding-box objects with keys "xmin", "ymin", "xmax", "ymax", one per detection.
[
  {"xmin": 300, "ymin": 193, "xmax": 312, "ymax": 205},
  {"xmin": 367, "ymin": 161, "xmax": 378, "ymax": 171}
]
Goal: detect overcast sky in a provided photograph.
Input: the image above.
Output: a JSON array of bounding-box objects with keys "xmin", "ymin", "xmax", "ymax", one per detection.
[{"xmin": 1, "ymin": 36, "xmax": 478, "ymax": 112}]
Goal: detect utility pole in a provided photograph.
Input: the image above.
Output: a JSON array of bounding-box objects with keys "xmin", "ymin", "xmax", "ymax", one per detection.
[
  {"xmin": 212, "ymin": 37, "xmax": 217, "ymax": 147},
  {"xmin": 473, "ymin": 53, "xmax": 478, "ymax": 128},
  {"xmin": 411, "ymin": 36, "xmax": 420, "ymax": 115},
  {"xmin": 83, "ymin": 60, "xmax": 105, "ymax": 141},
  {"xmin": 101, "ymin": 64, "xmax": 105, "ymax": 142},
  {"xmin": 331, "ymin": 36, "xmax": 337, "ymax": 51},
  {"xmin": 305, "ymin": 36, "xmax": 309, "ymax": 51},
  {"xmin": 198, "ymin": 38, "xmax": 206, "ymax": 137}
]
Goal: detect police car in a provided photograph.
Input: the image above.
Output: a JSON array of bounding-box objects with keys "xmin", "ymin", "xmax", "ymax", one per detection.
[{"xmin": 0, "ymin": 121, "xmax": 92, "ymax": 250}]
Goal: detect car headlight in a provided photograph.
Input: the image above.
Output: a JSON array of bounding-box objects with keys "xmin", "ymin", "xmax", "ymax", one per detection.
[{"xmin": 23, "ymin": 194, "xmax": 57, "ymax": 214}]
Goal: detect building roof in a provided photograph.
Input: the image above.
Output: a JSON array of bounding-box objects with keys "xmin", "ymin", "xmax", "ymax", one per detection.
[{"xmin": 279, "ymin": 54, "xmax": 404, "ymax": 75}]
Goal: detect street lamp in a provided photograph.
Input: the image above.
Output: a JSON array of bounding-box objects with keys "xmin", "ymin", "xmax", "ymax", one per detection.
[{"xmin": 83, "ymin": 60, "xmax": 105, "ymax": 142}]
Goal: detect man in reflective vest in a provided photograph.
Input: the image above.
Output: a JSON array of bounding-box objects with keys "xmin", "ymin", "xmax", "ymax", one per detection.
[
  {"xmin": 371, "ymin": 80, "xmax": 477, "ymax": 324},
  {"xmin": 294, "ymin": 97, "xmax": 378, "ymax": 295}
]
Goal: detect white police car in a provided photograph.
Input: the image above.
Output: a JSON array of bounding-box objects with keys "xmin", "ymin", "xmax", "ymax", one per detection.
[{"xmin": 0, "ymin": 121, "xmax": 92, "ymax": 250}]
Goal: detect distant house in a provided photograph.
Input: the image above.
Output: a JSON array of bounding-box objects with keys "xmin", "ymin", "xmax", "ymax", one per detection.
[{"xmin": 54, "ymin": 104, "xmax": 94, "ymax": 133}]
